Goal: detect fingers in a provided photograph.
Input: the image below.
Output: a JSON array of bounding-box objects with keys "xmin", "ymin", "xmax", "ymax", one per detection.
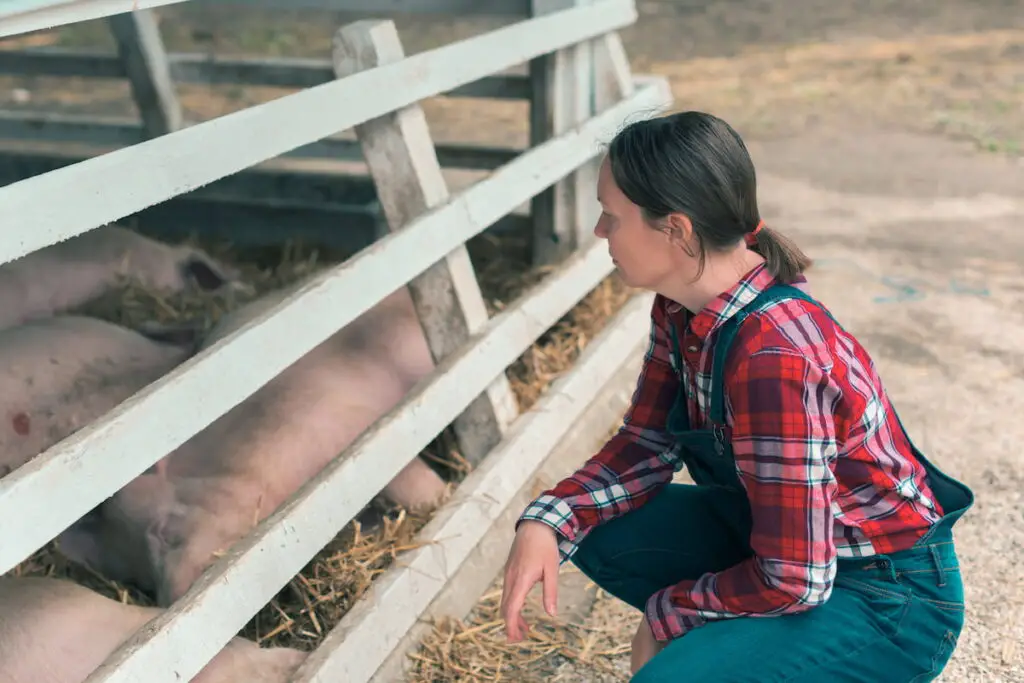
[
  {"xmin": 502, "ymin": 570, "xmax": 534, "ymax": 642},
  {"xmin": 542, "ymin": 555, "xmax": 559, "ymax": 617}
]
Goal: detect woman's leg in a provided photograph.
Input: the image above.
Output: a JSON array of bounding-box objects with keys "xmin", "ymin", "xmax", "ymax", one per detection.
[
  {"xmin": 630, "ymin": 540, "xmax": 965, "ymax": 682},
  {"xmin": 568, "ymin": 482, "xmax": 754, "ymax": 610}
]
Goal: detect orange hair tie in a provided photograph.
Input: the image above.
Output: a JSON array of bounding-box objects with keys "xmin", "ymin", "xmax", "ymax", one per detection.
[{"xmin": 745, "ymin": 220, "xmax": 765, "ymax": 247}]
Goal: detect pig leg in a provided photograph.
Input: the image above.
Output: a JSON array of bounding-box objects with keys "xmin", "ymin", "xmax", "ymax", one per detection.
[
  {"xmin": 193, "ymin": 638, "xmax": 308, "ymax": 683},
  {"xmin": 383, "ymin": 457, "xmax": 449, "ymax": 513}
]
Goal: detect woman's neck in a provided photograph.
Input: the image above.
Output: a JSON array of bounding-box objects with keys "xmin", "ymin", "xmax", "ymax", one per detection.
[{"xmin": 659, "ymin": 247, "xmax": 765, "ymax": 315}]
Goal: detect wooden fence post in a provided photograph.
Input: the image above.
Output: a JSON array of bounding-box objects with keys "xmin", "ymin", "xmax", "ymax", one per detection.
[
  {"xmin": 107, "ymin": 9, "xmax": 182, "ymax": 137},
  {"xmin": 333, "ymin": 19, "xmax": 519, "ymax": 466},
  {"xmin": 529, "ymin": 0, "xmax": 594, "ymax": 266},
  {"xmin": 574, "ymin": 29, "xmax": 636, "ymax": 236}
]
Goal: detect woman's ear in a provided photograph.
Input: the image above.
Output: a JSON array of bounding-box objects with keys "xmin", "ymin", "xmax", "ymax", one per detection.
[{"xmin": 664, "ymin": 212, "xmax": 694, "ymax": 247}]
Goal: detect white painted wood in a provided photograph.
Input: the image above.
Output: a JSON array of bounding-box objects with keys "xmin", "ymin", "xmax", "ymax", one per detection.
[
  {"xmin": 574, "ymin": 27, "xmax": 636, "ymax": 247},
  {"xmin": 107, "ymin": 9, "xmax": 182, "ymax": 137},
  {"xmin": 0, "ymin": 77, "xmax": 671, "ymax": 578},
  {"xmin": 0, "ymin": 0, "xmax": 638, "ymax": 268},
  {"xmin": 0, "ymin": 0, "xmax": 191, "ymax": 38},
  {"xmin": 194, "ymin": 0, "xmax": 531, "ymax": 14},
  {"xmin": 82, "ymin": 228, "xmax": 630, "ymax": 683},
  {"xmin": 333, "ymin": 19, "xmax": 517, "ymax": 464},
  {"xmin": 290, "ymin": 289, "xmax": 654, "ymax": 683},
  {"xmin": 594, "ymin": 31, "xmax": 635, "ymax": 105},
  {"xmin": 529, "ymin": 0, "xmax": 595, "ymax": 266}
]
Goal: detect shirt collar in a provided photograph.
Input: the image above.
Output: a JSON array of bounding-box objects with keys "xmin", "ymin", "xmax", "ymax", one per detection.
[{"xmin": 662, "ymin": 262, "xmax": 798, "ymax": 341}]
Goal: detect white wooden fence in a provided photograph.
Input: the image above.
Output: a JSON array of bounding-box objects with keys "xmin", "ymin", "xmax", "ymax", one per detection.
[{"xmin": 0, "ymin": 1, "xmax": 670, "ymax": 681}]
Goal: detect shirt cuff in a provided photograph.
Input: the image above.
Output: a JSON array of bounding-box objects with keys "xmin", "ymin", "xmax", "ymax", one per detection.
[
  {"xmin": 517, "ymin": 494, "xmax": 582, "ymax": 563},
  {"xmin": 644, "ymin": 584, "xmax": 707, "ymax": 641}
]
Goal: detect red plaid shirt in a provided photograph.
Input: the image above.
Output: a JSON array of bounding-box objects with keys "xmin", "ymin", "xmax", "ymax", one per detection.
[{"xmin": 520, "ymin": 263, "xmax": 944, "ymax": 641}]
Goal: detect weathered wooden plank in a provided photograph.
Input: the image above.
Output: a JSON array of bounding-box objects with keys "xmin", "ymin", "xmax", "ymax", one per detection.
[
  {"xmin": 529, "ymin": 0, "xmax": 594, "ymax": 266},
  {"xmin": 334, "ymin": 19, "xmax": 517, "ymax": 464},
  {"xmin": 0, "ymin": 112, "xmax": 520, "ymax": 170},
  {"xmin": 0, "ymin": 0, "xmax": 531, "ymax": 39},
  {"xmin": 0, "ymin": 142, "xmax": 531, "ymax": 248},
  {"xmin": 290, "ymin": 270, "xmax": 652, "ymax": 683},
  {"xmin": 0, "ymin": 78, "xmax": 670, "ymax": 578},
  {"xmin": 106, "ymin": 9, "xmax": 182, "ymax": 137},
  {"xmin": 0, "ymin": 0, "xmax": 638, "ymax": 267},
  {"xmin": 0, "ymin": 49, "xmax": 532, "ymax": 99},
  {"xmin": 368, "ymin": 338, "xmax": 645, "ymax": 682},
  {"xmin": 573, "ymin": 29, "xmax": 636, "ymax": 243},
  {"xmin": 83, "ymin": 230, "xmax": 621, "ymax": 683},
  {"xmin": 0, "ymin": 0, "xmax": 191, "ymax": 39},
  {"xmin": 194, "ymin": 0, "xmax": 530, "ymax": 15}
]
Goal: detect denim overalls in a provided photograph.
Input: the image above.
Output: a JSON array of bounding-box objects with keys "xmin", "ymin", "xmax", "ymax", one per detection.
[{"xmin": 570, "ymin": 284, "xmax": 975, "ymax": 683}]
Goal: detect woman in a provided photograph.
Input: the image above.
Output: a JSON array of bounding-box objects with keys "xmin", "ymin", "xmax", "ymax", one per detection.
[{"xmin": 499, "ymin": 111, "xmax": 973, "ymax": 682}]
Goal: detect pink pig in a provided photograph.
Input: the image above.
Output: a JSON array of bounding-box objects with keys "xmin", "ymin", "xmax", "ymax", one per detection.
[
  {"xmin": 0, "ymin": 575, "xmax": 306, "ymax": 683},
  {"xmin": 59, "ymin": 283, "xmax": 449, "ymax": 605}
]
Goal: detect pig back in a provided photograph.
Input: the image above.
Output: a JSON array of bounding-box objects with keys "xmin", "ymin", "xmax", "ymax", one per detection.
[{"xmin": 0, "ymin": 316, "xmax": 193, "ymax": 476}]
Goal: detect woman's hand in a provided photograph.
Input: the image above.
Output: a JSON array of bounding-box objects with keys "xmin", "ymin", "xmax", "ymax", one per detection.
[
  {"xmin": 499, "ymin": 520, "xmax": 560, "ymax": 642},
  {"xmin": 630, "ymin": 617, "xmax": 667, "ymax": 675}
]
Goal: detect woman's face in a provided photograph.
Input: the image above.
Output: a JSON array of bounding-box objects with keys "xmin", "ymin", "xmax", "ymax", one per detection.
[{"xmin": 594, "ymin": 156, "xmax": 692, "ymax": 291}]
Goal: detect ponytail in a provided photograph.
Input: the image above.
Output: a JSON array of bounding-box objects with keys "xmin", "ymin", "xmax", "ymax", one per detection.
[{"xmin": 749, "ymin": 225, "xmax": 813, "ymax": 284}]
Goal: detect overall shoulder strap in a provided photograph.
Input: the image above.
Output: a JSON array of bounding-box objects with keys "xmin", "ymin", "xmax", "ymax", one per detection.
[{"xmin": 708, "ymin": 284, "xmax": 837, "ymax": 424}]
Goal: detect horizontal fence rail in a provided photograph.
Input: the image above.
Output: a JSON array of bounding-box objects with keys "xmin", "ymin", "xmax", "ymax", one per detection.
[
  {"xmin": 0, "ymin": 75, "xmax": 670, "ymax": 576},
  {"xmin": 0, "ymin": 0, "xmax": 637, "ymax": 266},
  {"xmin": 0, "ymin": 0, "xmax": 533, "ymax": 40},
  {"xmin": 291, "ymin": 289, "xmax": 654, "ymax": 682},
  {"xmin": 0, "ymin": 49, "xmax": 531, "ymax": 99},
  {"xmin": 0, "ymin": 0, "xmax": 190, "ymax": 38},
  {"xmin": 0, "ymin": 112, "xmax": 519, "ymax": 171}
]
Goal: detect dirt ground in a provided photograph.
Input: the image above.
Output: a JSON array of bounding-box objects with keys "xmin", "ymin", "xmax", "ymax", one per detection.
[{"xmin": 0, "ymin": 0, "xmax": 1021, "ymax": 681}]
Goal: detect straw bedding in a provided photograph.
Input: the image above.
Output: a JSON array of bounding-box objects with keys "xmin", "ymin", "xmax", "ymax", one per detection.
[{"xmin": 8, "ymin": 223, "xmax": 636, "ymax": 679}]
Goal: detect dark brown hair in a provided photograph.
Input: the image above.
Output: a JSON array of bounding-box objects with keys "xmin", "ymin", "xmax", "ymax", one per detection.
[{"xmin": 606, "ymin": 110, "xmax": 811, "ymax": 283}]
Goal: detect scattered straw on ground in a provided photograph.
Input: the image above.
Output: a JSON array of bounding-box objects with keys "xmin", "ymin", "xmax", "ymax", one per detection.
[{"xmin": 408, "ymin": 578, "xmax": 635, "ymax": 683}]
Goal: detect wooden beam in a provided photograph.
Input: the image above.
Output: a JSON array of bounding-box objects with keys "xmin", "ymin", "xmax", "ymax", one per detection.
[
  {"xmin": 0, "ymin": 48, "xmax": 532, "ymax": 99},
  {"xmin": 572, "ymin": 29, "xmax": 636, "ymax": 243},
  {"xmin": 0, "ymin": 112, "xmax": 520, "ymax": 170},
  {"xmin": 106, "ymin": 9, "xmax": 182, "ymax": 137},
  {"xmin": 0, "ymin": 0, "xmax": 639, "ymax": 267},
  {"xmin": 0, "ymin": 77, "xmax": 670, "ymax": 579},
  {"xmin": 289, "ymin": 256, "xmax": 651, "ymax": 683},
  {"xmin": 529, "ymin": 0, "xmax": 595, "ymax": 266},
  {"xmin": 0, "ymin": 142, "xmax": 531, "ymax": 250},
  {"xmin": 333, "ymin": 19, "xmax": 518, "ymax": 465},
  {"xmin": 192, "ymin": 0, "xmax": 531, "ymax": 15},
  {"xmin": 0, "ymin": 0, "xmax": 191, "ymax": 39}
]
